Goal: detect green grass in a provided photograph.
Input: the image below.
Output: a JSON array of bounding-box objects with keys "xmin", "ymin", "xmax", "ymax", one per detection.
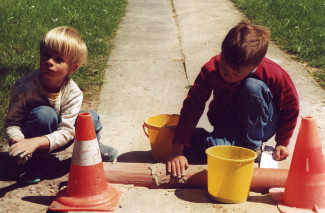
[
  {"xmin": 231, "ymin": 0, "xmax": 325, "ymax": 87},
  {"xmin": 0, "ymin": 0, "xmax": 127, "ymax": 150}
]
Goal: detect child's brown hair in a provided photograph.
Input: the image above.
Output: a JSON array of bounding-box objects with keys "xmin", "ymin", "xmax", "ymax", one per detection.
[{"xmin": 221, "ymin": 19, "xmax": 270, "ymax": 71}]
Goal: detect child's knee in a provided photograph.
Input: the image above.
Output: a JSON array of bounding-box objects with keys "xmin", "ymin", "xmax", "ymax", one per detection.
[
  {"xmin": 29, "ymin": 106, "xmax": 58, "ymax": 125},
  {"xmin": 23, "ymin": 106, "xmax": 59, "ymax": 138},
  {"xmin": 240, "ymin": 78, "xmax": 273, "ymax": 102}
]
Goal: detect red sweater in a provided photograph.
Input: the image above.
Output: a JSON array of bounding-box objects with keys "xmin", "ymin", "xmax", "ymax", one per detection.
[{"xmin": 173, "ymin": 55, "xmax": 299, "ymax": 147}]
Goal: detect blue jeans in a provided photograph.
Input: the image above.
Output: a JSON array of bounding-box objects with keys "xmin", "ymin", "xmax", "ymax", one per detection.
[
  {"xmin": 22, "ymin": 106, "xmax": 102, "ymax": 152},
  {"xmin": 184, "ymin": 78, "xmax": 279, "ymax": 163}
]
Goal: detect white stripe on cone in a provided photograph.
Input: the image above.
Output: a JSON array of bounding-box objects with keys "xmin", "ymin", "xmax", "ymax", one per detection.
[{"xmin": 71, "ymin": 139, "xmax": 102, "ymax": 166}]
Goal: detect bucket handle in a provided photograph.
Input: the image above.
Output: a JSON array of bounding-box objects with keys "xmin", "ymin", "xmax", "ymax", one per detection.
[{"xmin": 142, "ymin": 123, "xmax": 149, "ymax": 138}]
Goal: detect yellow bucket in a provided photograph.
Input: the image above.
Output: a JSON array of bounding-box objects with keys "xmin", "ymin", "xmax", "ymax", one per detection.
[
  {"xmin": 205, "ymin": 146, "xmax": 257, "ymax": 203},
  {"xmin": 143, "ymin": 114, "xmax": 179, "ymax": 163}
]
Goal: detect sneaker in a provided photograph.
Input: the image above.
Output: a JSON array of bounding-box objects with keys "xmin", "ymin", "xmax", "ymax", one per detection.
[
  {"xmin": 17, "ymin": 170, "xmax": 41, "ymax": 184},
  {"xmin": 98, "ymin": 142, "xmax": 118, "ymax": 162}
]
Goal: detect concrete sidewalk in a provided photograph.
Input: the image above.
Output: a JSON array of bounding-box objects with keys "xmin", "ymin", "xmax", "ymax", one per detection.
[{"xmin": 97, "ymin": 0, "xmax": 325, "ymax": 212}]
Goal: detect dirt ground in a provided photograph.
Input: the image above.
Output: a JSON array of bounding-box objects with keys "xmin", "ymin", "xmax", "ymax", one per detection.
[{"xmin": 1, "ymin": 0, "xmax": 325, "ymax": 212}]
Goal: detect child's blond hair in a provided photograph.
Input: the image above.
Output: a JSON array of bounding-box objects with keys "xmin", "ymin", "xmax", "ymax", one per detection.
[{"xmin": 40, "ymin": 26, "xmax": 87, "ymax": 67}]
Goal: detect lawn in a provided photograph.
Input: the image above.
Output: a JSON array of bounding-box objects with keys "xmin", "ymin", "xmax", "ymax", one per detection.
[
  {"xmin": 231, "ymin": 0, "xmax": 325, "ymax": 87},
  {"xmin": 0, "ymin": 0, "xmax": 127, "ymax": 150}
]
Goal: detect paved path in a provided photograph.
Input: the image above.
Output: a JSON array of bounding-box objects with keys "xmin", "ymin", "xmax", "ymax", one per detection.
[{"xmin": 97, "ymin": 0, "xmax": 325, "ymax": 212}]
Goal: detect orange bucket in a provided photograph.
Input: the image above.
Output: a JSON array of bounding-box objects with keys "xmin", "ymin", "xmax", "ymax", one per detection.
[{"xmin": 143, "ymin": 114, "xmax": 179, "ymax": 162}]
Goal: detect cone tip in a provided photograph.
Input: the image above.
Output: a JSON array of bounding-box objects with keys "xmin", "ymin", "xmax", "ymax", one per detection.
[
  {"xmin": 75, "ymin": 112, "xmax": 96, "ymax": 141},
  {"xmin": 78, "ymin": 112, "xmax": 92, "ymax": 118},
  {"xmin": 303, "ymin": 116, "xmax": 314, "ymax": 120}
]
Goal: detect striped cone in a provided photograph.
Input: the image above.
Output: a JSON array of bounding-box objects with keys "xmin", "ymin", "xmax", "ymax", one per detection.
[
  {"xmin": 269, "ymin": 116, "xmax": 325, "ymax": 212},
  {"xmin": 49, "ymin": 112, "xmax": 121, "ymax": 211}
]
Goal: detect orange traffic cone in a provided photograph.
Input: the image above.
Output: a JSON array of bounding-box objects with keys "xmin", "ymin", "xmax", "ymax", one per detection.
[
  {"xmin": 49, "ymin": 112, "xmax": 121, "ymax": 211},
  {"xmin": 269, "ymin": 116, "xmax": 325, "ymax": 212}
]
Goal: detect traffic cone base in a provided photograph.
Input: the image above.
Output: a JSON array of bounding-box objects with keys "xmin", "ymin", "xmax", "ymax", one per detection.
[
  {"xmin": 49, "ymin": 112, "xmax": 121, "ymax": 211},
  {"xmin": 49, "ymin": 186, "xmax": 121, "ymax": 211},
  {"xmin": 269, "ymin": 188, "xmax": 325, "ymax": 213}
]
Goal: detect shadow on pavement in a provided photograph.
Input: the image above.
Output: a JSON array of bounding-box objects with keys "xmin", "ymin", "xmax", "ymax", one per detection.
[
  {"xmin": 0, "ymin": 152, "xmax": 21, "ymax": 181},
  {"xmin": 0, "ymin": 152, "xmax": 71, "ymax": 182},
  {"xmin": 247, "ymin": 194, "xmax": 277, "ymax": 205},
  {"xmin": 116, "ymin": 150, "xmax": 154, "ymax": 163},
  {"xmin": 174, "ymin": 189, "xmax": 212, "ymax": 203},
  {"xmin": 0, "ymin": 151, "xmax": 71, "ymax": 197},
  {"xmin": 175, "ymin": 188, "xmax": 276, "ymax": 205},
  {"xmin": 22, "ymin": 195, "xmax": 60, "ymax": 213},
  {"xmin": 22, "ymin": 195, "xmax": 55, "ymax": 206},
  {"xmin": 0, "ymin": 182, "xmax": 27, "ymax": 198}
]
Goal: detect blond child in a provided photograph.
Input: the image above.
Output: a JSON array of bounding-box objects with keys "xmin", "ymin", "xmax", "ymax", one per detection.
[{"xmin": 6, "ymin": 26, "xmax": 117, "ymax": 184}]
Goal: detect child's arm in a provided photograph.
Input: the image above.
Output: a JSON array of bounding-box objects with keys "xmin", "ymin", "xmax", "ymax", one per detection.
[
  {"xmin": 271, "ymin": 65, "xmax": 299, "ymax": 147},
  {"xmin": 5, "ymin": 71, "xmax": 44, "ymax": 143},
  {"xmin": 5, "ymin": 80, "xmax": 30, "ymax": 142},
  {"xmin": 9, "ymin": 136, "xmax": 50, "ymax": 158},
  {"xmin": 45, "ymin": 81, "xmax": 83, "ymax": 152},
  {"xmin": 167, "ymin": 61, "xmax": 215, "ymax": 176},
  {"xmin": 173, "ymin": 65, "xmax": 214, "ymax": 147}
]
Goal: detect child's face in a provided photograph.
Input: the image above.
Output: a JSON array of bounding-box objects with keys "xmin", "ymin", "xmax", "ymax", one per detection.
[
  {"xmin": 40, "ymin": 50, "xmax": 75, "ymax": 82},
  {"xmin": 219, "ymin": 60, "xmax": 256, "ymax": 83}
]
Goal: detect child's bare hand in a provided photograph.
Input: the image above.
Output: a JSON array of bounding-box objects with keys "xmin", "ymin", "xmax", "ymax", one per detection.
[
  {"xmin": 9, "ymin": 138, "xmax": 37, "ymax": 159},
  {"xmin": 167, "ymin": 155, "xmax": 189, "ymax": 178},
  {"xmin": 9, "ymin": 135, "xmax": 24, "ymax": 146},
  {"xmin": 275, "ymin": 145, "xmax": 289, "ymax": 161}
]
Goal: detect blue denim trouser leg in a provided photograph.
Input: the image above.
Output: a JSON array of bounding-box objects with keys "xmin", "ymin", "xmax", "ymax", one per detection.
[
  {"xmin": 22, "ymin": 106, "xmax": 59, "ymax": 139},
  {"xmin": 183, "ymin": 128, "xmax": 235, "ymax": 164},
  {"xmin": 22, "ymin": 106, "xmax": 102, "ymax": 152},
  {"xmin": 185, "ymin": 77, "xmax": 279, "ymax": 163},
  {"xmin": 236, "ymin": 78, "xmax": 279, "ymax": 150}
]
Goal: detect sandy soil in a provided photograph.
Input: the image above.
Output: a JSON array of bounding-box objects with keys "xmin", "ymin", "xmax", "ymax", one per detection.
[{"xmin": 1, "ymin": 0, "xmax": 325, "ymax": 212}]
